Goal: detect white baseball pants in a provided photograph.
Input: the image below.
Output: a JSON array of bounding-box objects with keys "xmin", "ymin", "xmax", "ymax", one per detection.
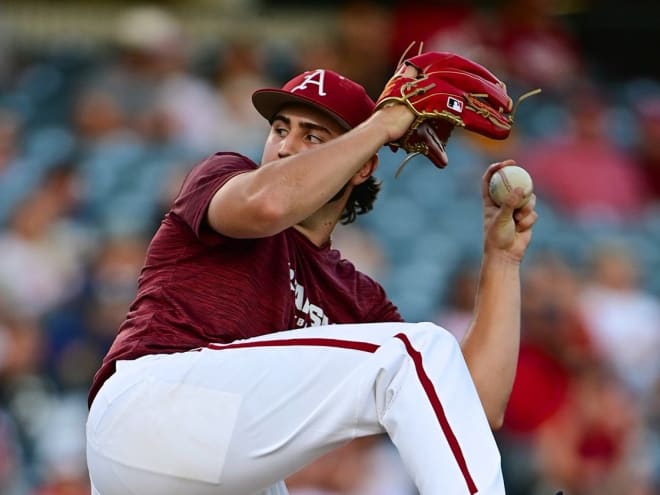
[{"xmin": 86, "ymin": 322, "xmax": 505, "ymax": 495}]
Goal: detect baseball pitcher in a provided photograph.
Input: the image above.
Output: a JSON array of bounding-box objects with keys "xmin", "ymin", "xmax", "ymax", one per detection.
[{"xmin": 86, "ymin": 51, "xmax": 538, "ymax": 495}]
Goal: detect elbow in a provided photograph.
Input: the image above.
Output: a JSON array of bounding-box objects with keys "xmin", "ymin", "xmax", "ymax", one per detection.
[
  {"xmin": 239, "ymin": 195, "xmax": 291, "ymax": 237},
  {"xmin": 243, "ymin": 194, "xmax": 291, "ymax": 236},
  {"xmin": 208, "ymin": 191, "xmax": 290, "ymax": 238},
  {"xmin": 486, "ymin": 402, "xmax": 508, "ymax": 431},
  {"xmin": 489, "ymin": 413, "xmax": 505, "ymax": 431}
]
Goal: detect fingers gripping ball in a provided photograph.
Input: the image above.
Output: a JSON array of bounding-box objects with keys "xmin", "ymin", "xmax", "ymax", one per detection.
[{"xmin": 489, "ymin": 165, "xmax": 533, "ymax": 209}]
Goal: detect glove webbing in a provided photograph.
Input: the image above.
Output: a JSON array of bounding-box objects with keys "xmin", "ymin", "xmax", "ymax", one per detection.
[{"xmin": 392, "ymin": 88, "xmax": 542, "ymax": 178}]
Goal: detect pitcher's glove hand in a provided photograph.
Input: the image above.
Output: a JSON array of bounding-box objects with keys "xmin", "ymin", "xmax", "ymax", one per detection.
[{"xmin": 376, "ymin": 51, "xmax": 539, "ymax": 174}]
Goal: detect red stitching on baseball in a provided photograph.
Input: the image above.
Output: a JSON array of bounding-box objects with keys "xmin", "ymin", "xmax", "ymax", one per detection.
[{"xmin": 497, "ymin": 169, "xmax": 512, "ymax": 192}]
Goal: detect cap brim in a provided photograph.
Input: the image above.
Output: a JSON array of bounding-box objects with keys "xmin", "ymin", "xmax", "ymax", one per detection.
[{"xmin": 252, "ymin": 89, "xmax": 352, "ymax": 130}]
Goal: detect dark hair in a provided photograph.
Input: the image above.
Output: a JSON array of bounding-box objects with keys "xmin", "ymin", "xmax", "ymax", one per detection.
[{"xmin": 340, "ymin": 175, "xmax": 381, "ymax": 225}]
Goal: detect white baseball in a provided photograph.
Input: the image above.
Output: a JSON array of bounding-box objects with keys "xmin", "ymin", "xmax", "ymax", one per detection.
[{"xmin": 488, "ymin": 165, "xmax": 533, "ymax": 209}]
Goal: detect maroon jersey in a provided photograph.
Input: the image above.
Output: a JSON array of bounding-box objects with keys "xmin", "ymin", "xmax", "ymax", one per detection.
[{"xmin": 89, "ymin": 152, "xmax": 402, "ymax": 405}]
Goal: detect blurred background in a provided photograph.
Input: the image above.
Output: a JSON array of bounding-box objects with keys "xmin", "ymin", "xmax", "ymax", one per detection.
[{"xmin": 0, "ymin": 1, "xmax": 658, "ymax": 494}]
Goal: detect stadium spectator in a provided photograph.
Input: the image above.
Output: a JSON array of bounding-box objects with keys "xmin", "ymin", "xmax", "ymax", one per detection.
[
  {"xmin": 0, "ymin": 164, "xmax": 87, "ymax": 318},
  {"xmin": 492, "ymin": 0, "xmax": 583, "ymax": 93},
  {"xmin": 632, "ymin": 95, "xmax": 660, "ymax": 205},
  {"xmin": 578, "ymin": 242, "xmax": 660, "ymax": 402},
  {"xmin": 521, "ymin": 81, "xmax": 647, "ymax": 222}
]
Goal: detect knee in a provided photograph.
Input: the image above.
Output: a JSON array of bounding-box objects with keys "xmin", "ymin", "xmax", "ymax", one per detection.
[{"xmin": 394, "ymin": 322, "xmax": 461, "ymax": 355}]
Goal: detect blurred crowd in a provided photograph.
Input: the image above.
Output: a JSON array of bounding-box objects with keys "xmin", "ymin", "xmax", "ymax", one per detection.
[{"xmin": 0, "ymin": 1, "xmax": 658, "ymax": 494}]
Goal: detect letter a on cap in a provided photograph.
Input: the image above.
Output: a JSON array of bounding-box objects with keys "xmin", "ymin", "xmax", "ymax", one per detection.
[{"xmin": 291, "ymin": 69, "xmax": 327, "ymax": 96}]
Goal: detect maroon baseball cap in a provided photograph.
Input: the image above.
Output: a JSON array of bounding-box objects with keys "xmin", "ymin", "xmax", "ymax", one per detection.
[{"xmin": 252, "ymin": 69, "xmax": 375, "ymax": 130}]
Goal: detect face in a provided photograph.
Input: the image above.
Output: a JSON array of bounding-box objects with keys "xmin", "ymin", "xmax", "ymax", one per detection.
[{"xmin": 260, "ymin": 104, "xmax": 346, "ymax": 165}]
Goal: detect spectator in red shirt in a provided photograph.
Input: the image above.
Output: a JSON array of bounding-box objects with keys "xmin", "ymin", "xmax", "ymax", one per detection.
[{"xmin": 522, "ymin": 82, "xmax": 647, "ymax": 222}]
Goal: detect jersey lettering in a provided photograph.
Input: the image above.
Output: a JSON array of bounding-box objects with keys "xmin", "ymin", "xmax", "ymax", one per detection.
[
  {"xmin": 290, "ymin": 69, "xmax": 327, "ymax": 96},
  {"xmin": 309, "ymin": 304, "xmax": 329, "ymax": 326},
  {"xmin": 289, "ymin": 262, "xmax": 330, "ymax": 327},
  {"xmin": 295, "ymin": 283, "xmax": 306, "ymax": 310}
]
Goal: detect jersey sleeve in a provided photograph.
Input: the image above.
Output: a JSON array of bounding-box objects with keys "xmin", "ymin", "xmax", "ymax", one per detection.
[
  {"xmin": 171, "ymin": 152, "xmax": 257, "ymax": 238},
  {"xmin": 354, "ymin": 270, "xmax": 404, "ymax": 323},
  {"xmin": 367, "ymin": 282, "xmax": 405, "ymax": 323}
]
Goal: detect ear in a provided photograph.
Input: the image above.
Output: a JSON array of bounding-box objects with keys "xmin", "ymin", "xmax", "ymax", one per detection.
[{"xmin": 350, "ymin": 154, "xmax": 379, "ymax": 185}]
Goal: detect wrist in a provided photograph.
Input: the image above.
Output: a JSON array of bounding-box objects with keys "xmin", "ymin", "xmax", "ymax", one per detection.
[
  {"xmin": 482, "ymin": 250, "xmax": 522, "ymax": 268},
  {"xmin": 372, "ymin": 103, "xmax": 415, "ymax": 142}
]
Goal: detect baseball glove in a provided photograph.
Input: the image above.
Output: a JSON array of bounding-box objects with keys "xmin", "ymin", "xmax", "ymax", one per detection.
[{"xmin": 376, "ymin": 50, "xmax": 540, "ymax": 175}]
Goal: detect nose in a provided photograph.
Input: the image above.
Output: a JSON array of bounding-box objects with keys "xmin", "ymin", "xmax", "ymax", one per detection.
[{"xmin": 277, "ymin": 133, "xmax": 300, "ymax": 159}]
